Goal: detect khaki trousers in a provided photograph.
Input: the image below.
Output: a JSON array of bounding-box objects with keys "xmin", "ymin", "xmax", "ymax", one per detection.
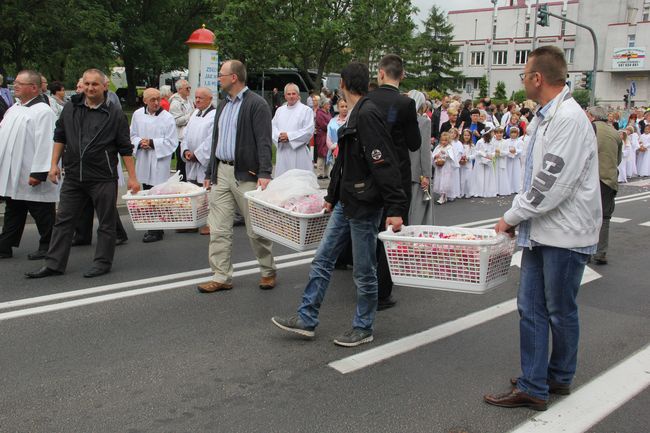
[{"xmin": 207, "ymin": 163, "xmax": 276, "ymax": 283}]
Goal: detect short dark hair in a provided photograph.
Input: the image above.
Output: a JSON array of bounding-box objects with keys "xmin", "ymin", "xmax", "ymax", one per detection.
[
  {"xmin": 529, "ymin": 45, "xmax": 567, "ymax": 86},
  {"xmin": 225, "ymin": 60, "xmax": 247, "ymax": 83},
  {"xmin": 378, "ymin": 54, "xmax": 404, "ymax": 81},
  {"xmin": 368, "ymin": 81, "xmax": 378, "ymax": 91},
  {"xmin": 341, "ymin": 62, "xmax": 369, "ymax": 96},
  {"xmin": 470, "ymin": 109, "xmax": 480, "ymax": 116},
  {"xmin": 49, "ymin": 81, "xmax": 64, "ymax": 94}
]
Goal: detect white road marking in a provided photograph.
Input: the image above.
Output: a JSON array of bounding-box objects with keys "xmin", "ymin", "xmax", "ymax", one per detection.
[
  {"xmin": 640, "ymin": 221, "xmax": 650, "ymax": 227},
  {"xmin": 0, "ymin": 257, "xmax": 314, "ymax": 322},
  {"xmin": 610, "ymin": 217, "xmax": 630, "ymax": 223},
  {"xmin": 615, "ymin": 193, "xmax": 650, "ymax": 205},
  {"xmin": 329, "ymin": 251, "xmax": 601, "ymax": 374},
  {"xmin": 329, "ymin": 299, "xmax": 518, "ymax": 374},
  {"xmin": 455, "ymin": 217, "xmax": 500, "ymax": 228},
  {"xmin": 508, "ymin": 344, "xmax": 650, "ymax": 433},
  {"xmin": 0, "ymin": 250, "xmax": 315, "ymax": 311}
]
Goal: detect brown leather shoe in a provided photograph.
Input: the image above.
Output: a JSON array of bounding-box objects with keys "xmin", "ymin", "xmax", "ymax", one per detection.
[
  {"xmin": 199, "ymin": 225, "xmax": 210, "ymax": 235},
  {"xmin": 259, "ymin": 275, "xmax": 276, "ymax": 290},
  {"xmin": 197, "ymin": 281, "xmax": 233, "ymax": 293},
  {"xmin": 484, "ymin": 388, "xmax": 547, "ymax": 411},
  {"xmin": 510, "ymin": 377, "xmax": 571, "ymax": 395},
  {"xmin": 176, "ymin": 228, "xmax": 199, "ymax": 233}
]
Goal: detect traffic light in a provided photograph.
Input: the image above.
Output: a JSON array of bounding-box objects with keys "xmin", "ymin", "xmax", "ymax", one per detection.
[
  {"xmin": 584, "ymin": 72, "xmax": 593, "ymax": 90},
  {"xmin": 537, "ymin": 4, "xmax": 549, "ymax": 27},
  {"xmin": 623, "ymin": 92, "xmax": 629, "ymax": 107}
]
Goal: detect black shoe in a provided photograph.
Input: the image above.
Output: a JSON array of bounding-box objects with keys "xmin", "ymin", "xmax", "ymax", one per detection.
[
  {"xmin": 27, "ymin": 250, "xmax": 48, "ymax": 260},
  {"xmin": 71, "ymin": 239, "xmax": 91, "ymax": 247},
  {"xmin": 233, "ymin": 217, "xmax": 245, "ymax": 227},
  {"xmin": 115, "ymin": 237, "xmax": 128, "ymax": 246},
  {"xmin": 317, "ymin": 175, "xmax": 325, "ymax": 180},
  {"xmin": 25, "ymin": 266, "xmax": 63, "ymax": 278},
  {"xmin": 142, "ymin": 232, "xmax": 163, "ymax": 243},
  {"xmin": 377, "ymin": 296, "xmax": 397, "ymax": 311},
  {"xmin": 592, "ymin": 256, "xmax": 607, "ymax": 265},
  {"xmin": 83, "ymin": 267, "xmax": 111, "ymax": 278},
  {"xmin": 0, "ymin": 251, "xmax": 12, "ymax": 259}
]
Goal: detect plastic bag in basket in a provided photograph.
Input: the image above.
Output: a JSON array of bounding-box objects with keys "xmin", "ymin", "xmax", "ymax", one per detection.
[
  {"xmin": 257, "ymin": 169, "xmax": 321, "ymax": 206},
  {"xmin": 282, "ymin": 193, "xmax": 325, "ymax": 214},
  {"xmin": 149, "ymin": 171, "xmax": 202, "ymax": 195}
]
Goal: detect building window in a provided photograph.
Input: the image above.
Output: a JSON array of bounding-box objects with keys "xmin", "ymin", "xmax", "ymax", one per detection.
[
  {"xmin": 470, "ymin": 51, "xmax": 485, "ymax": 66},
  {"xmin": 564, "ymin": 48, "xmax": 574, "ymax": 64},
  {"xmin": 644, "ymin": 0, "xmax": 650, "ymax": 21},
  {"xmin": 473, "ymin": 78, "xmax": 480, "ymax": 89},
  {"xmin": 515, "ymin": 50, "xmax": 530, "ymax": 65},
  {"xmin": 628, "ymin": 34, "xmax": 636, "ymax": 47},
  {"xmin": 561, "ymin": 19, "xmax": 566, "ymax": 36},
  {"xmin": 493, "ymin": 50, "xmax": 508, "ymax": 65},
  {"xmin": 525, "ymin": 22, "xmax": 530, "ymax": 38},
  {"xmin": 455, "ymin": 51, "xmax": 464, "ymax": 66}
]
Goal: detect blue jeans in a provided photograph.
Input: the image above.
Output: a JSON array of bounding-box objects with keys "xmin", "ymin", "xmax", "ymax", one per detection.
[
  {"xmin": 516, "ymin": 246, "xmax": 589, "ymax": 400},
  {"xmin": 298, "ymin": 203, "xmax": 383, "ymax": 331}
]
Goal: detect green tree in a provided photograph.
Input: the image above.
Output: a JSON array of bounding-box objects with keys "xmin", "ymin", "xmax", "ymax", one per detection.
[
  {"xmin": 511, "ymin": 89, "xmax": 527, "ymax": 104},
  {"xmin": 406, "ymin": 5, "xmax": 462, "ymax": 92},
  {"xmin": 479, "ymin": 75, "xmax": 488, "ymax": 99},
  {"xmin": 572, "ymin": 90, "xmax": 594, "ymax": 108},
  {"xmin": 0, "ymin": 0, "xmax": 118, "ymax": 86},
  {"xmin": 108, "ymin": 0, "xmax": 218, "ymax": 105},
  {"xmin": 493, "ymin": 81, "xmax": 507, "ymax": 100},
  {"xmin": 214, "ymin": 0, "xmax": 416, "ymax": 91}
]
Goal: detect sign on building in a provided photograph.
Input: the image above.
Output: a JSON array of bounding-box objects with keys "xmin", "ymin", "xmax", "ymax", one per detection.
[
  {"xmin": 200, "ymin": 50, "xmax": 220, "ymax": 94},
  {"xmin": 612, "ymin": 47, "xmax": 646, "ymax": 70}
]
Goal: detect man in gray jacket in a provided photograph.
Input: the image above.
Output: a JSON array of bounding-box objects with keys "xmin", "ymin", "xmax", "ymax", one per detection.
[
  {"xmin": 485, "ymin": 46, "xmax": 602, "ymax": 411},
  {"xmin": 198, "ymin": 60, "xmax": 276, "ymax": 294}
]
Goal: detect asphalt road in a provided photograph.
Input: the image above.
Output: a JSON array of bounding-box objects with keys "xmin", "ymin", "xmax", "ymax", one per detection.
[{"xmin": 1, "ymin": 182, "xmax": 649, "ymax": 433}]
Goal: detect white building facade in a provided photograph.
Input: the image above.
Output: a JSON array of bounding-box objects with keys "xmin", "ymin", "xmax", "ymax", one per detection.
[{"xmin": 448, "ymin": 0, "xmax": 650, "ymax": 107}]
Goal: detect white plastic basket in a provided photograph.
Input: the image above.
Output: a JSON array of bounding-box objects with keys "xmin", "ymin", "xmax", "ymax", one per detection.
[
  {"xmin": 122, "ymin": 189, "xmax": 209, "ymax": 230},
  {"xmin": 245, "ymin": 189, "xmax": 331, "ymax": 251},
  {"xmin": 378, "ymin": 225, "xmax": 515, "ymax": 294}
]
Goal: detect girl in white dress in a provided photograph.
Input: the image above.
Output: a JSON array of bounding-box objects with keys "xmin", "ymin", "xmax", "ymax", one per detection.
[
  {"xmin": 450, "ymin": 128, "xmax": 465, "ymax": 198},
  {"xmin": 505, "ymin": 127, "xmax": 523, "ymax": 194},
  {"xmin": 475, "ymin": 128, "xmax": 497, "ymax": 198},
  {"xmin": 459, "ymin": 129, "xmax": 475, "ymax": 198},
  {"xmin": 493, "ymin": 128, "xmax": 511, "ymax": 196},
  {"xmin": 625, "ymin": 125, "xmax": 638, "ymax": 178},
  {"xmin": 618, "ymin": 130, "xmax": 629, "ymax": 183},
  {"xmin": 432, "ymin": 132, "xmax": 461, "ymax": 204},
  {"xmin": 637, "ymin": 124, "xmax": 650, "ymax": 177}
]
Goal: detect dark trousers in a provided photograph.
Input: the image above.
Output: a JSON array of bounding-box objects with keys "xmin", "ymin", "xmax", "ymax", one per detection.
[
  {"xmin": 377, "ymin": 180, "xmax": 412, "ymax": 301},
  {"xmin": 595, "ymin": 181, "xmax": 617, "ymax": 259},
  {"xmin": 174, "ymin": 142, "xmax": 186, "ymax": 181},
  {"xmin": 0, "ymin": 198, "xmax": 55, "ymax": 253},
  {"xmin": 45, "ymin": 179, "xmax": 118, "ymax": 272},
  {"xmin": 74, "ymin": 199, "xmax": 127, "ymax": 243}
]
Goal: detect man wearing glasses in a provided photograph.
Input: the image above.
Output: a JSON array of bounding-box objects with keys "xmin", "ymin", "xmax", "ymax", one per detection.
[
  {"xmin": 0, "ymin": 70, "xmax": 58, "ymax": 260},
  {"xmin": 198, "ymin": 60, "xmax": 276, "ymax": 293},
  {"xmin": 169, "ymin": 79, "xmax": 194, "ymax": 181},
  {"xmin": 485, "ymin": 46, "xmax": 601, "ymax": 411}
]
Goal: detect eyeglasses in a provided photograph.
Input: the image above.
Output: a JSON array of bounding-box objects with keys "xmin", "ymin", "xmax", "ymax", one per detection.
[
  {"xmin": 13, "ymin": 81, "xmax": 37, "ymax": 87},
  {"xmin": 519, "ymin": 71, "xmax": 538, "ymax": 81},
  {"xmin": 218, "ymin": 72, "xmax": 234, "ymax": 78}
]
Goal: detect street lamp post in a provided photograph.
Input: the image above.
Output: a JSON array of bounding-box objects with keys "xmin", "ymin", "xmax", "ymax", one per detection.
[{"xmin": 486, "ymin": 0, "xmax": 498, "ymax": 97}]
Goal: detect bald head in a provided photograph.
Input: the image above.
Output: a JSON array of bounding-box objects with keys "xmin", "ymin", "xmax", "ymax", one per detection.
[
  {"xmin": 194, "ymin": 87, "xmax": 213, "ymax": 110},
  {"xmin": 143, "ymin": 88, "xmax": 161, "ymax": 113}
]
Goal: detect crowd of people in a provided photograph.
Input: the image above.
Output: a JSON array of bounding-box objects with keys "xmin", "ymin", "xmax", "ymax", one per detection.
[{"xmin": 0, "ymin": 45, "xmax": 641, "ymax": 411}]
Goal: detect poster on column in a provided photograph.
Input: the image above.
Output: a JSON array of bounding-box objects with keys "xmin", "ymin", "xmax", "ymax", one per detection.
[{"xmin": 200, "ymin": 50, "xmax": 220, "ymax": 96}]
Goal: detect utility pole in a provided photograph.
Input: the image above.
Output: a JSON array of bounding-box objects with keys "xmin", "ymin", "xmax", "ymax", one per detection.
[
  {"xmin": 537, "ymin": 7, "xmax": 598, "ymax": 106},
  {"xmin": 486, "ymin": 0, "xmax": 498, "ymax": 97},
  {"xmin": 532, "ymin": 0, "xmax": 540, "ymax": 50}
]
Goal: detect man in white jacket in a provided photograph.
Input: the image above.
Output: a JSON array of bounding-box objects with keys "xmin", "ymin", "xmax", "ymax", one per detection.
[
  {"xmin": 485, "ymin": 46, "xmax": 601, "ymax": 411},
  {"xmin": 0, "ymin": 70, "xmax": 58, "ymax": 260}
]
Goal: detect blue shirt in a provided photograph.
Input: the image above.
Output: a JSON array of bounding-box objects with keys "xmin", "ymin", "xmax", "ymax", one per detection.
[
  {"xmin": 517, "ymin": 103, "xmax": 596, "ymax": 255},
  {"xmin": 215, "ymin": 86, "xmax": 248, "ymax": 162},
  {"xmin": 469, "ymin": 123, "xmax": 479, "ymax": 143}
]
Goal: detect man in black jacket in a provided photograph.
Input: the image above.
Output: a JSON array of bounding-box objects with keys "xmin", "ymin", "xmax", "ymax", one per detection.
[
  {"xmin": 26, "ymin": 69, "xmax": 140, "ymax": 279},
  {"xmin": 272, "ymin": 62, "xmax": 407, "ymax": 347},
  {"xmin": 197, "ymin": 60, "xmax": 277, "ymax": 294},
  {"xmin": 367, "ymin": 54, "xmax": 421, "ymax": 311}
]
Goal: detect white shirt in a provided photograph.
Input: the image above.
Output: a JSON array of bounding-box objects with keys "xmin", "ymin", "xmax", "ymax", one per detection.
[
  {"xmin": 180, "ymin": 107, "xmax": 215, "ymax": 183},
  {"xmin": 130, "ymin": 107, "xmax": 178, "ymax": 185},
  {"xmin": 272, "ymin": 101, "xmax": 315, "ymax": 177},
  {"xmin": 0, "ymin": 100, "xmax": 58, "ymax": 202}
]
